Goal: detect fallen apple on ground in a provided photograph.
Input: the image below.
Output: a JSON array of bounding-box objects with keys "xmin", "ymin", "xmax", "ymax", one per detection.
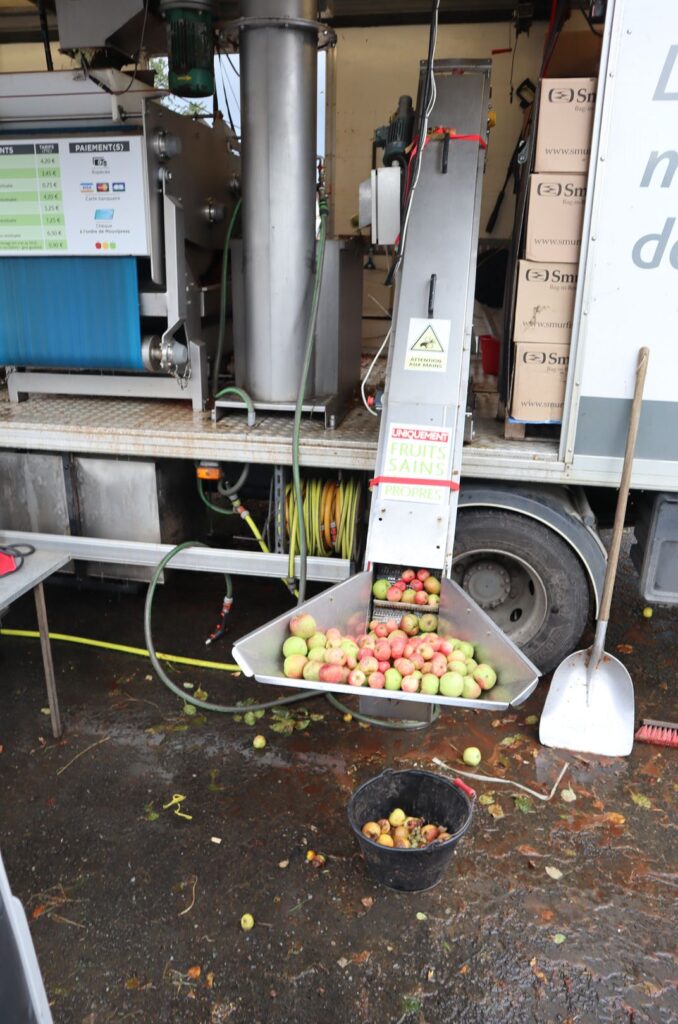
[{"xmin": 278, "ymin": 612, "xmax": 498, "ymax": 699}]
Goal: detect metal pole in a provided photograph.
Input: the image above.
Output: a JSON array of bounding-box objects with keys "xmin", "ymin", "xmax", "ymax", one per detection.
[
  {"xmin": 239, "ymin": 0, "xmax": 318, "ymax": 403},
  {"xmin": 34, "ymin": 582, "xmax": 62, "ymax": 739}
]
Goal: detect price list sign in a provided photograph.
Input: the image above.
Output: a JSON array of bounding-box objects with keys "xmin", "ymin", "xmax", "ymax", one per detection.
[{"xmin": 0, "ymin": 142, "xmax": 66, "ymax": 251}]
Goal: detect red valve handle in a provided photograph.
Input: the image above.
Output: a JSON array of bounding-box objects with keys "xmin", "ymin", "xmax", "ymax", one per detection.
[{"xmin": 452, "ymin": 778, "xmax": 476, "ymax": 800}]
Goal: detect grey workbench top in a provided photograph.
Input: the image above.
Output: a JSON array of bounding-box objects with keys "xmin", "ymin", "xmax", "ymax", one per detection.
[{"xmin": 0, "ymin": 550, "xmax": 70, "ymax": 613}]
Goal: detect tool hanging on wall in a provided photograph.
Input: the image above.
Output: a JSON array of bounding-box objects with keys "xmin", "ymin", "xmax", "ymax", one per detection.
[{"xmin": 485, "ymin": 78, "xmax": 535, "ymax": 233}]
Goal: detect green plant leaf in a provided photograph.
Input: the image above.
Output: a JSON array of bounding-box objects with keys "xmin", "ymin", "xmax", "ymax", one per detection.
[
  {"xmin": 630, "ymin": 791, "xmax": 652, "ymax": 809},
  {"xmin": 513, "ymin": 794, "xmax": 536, "ymax": 814}
]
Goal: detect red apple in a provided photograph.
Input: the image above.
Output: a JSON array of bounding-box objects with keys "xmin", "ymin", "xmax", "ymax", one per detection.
[
  {"xmin": 319, "ymin": 664, "xmax": 344, "ymax": 684},
  {"xmin": 394, "ymin": 657, "xmax": 415, "ymax": 677},
  {"xmin": 386, "ymin": 586, "xmax": 402, "ymax": 603},
  {"xmin": 401, "ymin": 569, "xmax": 416, "ymax": 583},
  {"xmin": 348, "ymin": 668, "xmax": 366, "ymax": 687},
  {"xmin": 410, "ymin": 578, "xmax": 424, "ymax": 592},
  {"xmin": 368, "ymin": 671, "xmax": 385, "ymax": 689},
  {"xmin": 401, "ymin": 674, "xmax": 419, "ymax": 693},
  {"xmin": 374, "ymin": 641, "xmax": 391, "ymax": 661},
  {"xmin": 414, "ymin": 591, "xmax": 428, "ymax": 606},
  {"xmin": 390, "ymin": 638, "xmax": 406, "ymax": 659},
  {"xmin": 416, "ymin": 569, "xmax": 431, "ymax": 582},
  {"xmin": 374, "ymin": 623, "xmax": 389, "ymax": 638}
]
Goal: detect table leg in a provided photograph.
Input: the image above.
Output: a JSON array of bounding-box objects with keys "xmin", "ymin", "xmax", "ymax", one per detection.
[{"xmin": 34, "ymin": 582, "xmax": 62, "ymax": 739}]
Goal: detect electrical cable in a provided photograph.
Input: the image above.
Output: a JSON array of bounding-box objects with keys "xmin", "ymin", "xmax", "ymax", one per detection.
[
  {"xmin": 0, "ymin": 628, "xmax": 239, "ymax": 670},
  {"xmin": 37, "ymin": 0, "xmax": 53, "ymax": 72},
  {"xmin": 226, "ymin": 53, "xmax": 240, "ymax": 77},
  {"xmin": 361, "ymin": 326, "xmax": 391, "ymax": 416},
  {"xmin": 216, "ymin": 52, "xmax": 237, "ymax": 135},
  {"xmin": 290, "ymin": 193, "xmax": 330, "ymax": 603},
  {"xmin": 387, "ymin": 0, "xmax": 439, "ymax": 283},
  {"xmin": 121, "ymin": 0, "xmax": 150, "ymax": 94},
  {"xmin": 212, "ymin": 197, "xmax": 242, "ymax": 396},
  {"xmin": 0, "ymin": 543, "xmax": 35, "ymax": 577},
  {"xmin": 1, "ymin": 622, "xmax": 440, "ymax": 729}
]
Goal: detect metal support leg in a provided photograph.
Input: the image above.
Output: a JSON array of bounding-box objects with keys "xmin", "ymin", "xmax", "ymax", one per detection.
[
  {"xmin": 34, "ymin": 583, "xmax": 62, "ymax": 739},
  {"xmin": 273, "ymin": 465, "xmax": 287, "ymax": 554}
]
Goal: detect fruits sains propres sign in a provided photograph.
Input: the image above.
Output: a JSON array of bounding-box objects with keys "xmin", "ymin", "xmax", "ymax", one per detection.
[{"xmin": 382, "ymin": 423, "xmax": 453, "ymax": 504}]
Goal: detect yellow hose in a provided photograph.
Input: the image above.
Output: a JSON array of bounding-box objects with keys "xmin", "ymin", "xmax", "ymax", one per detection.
[{"xmin": 0, "ymin": 628, "xmax": 240, "ymax": 673}]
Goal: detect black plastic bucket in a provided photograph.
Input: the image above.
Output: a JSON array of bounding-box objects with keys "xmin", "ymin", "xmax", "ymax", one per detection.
[{"xmin": 347, "ymin": 768, "xmax": 475, "ymax": 892}]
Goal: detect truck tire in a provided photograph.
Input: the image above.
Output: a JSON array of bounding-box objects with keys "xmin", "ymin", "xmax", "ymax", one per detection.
[{"xmin": 452, "ymin": 509, "xmax": 591, "ymax": 674}]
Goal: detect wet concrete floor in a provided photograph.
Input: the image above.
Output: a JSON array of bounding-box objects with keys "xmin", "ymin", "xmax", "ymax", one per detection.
[{"xmin": 0, "ymin": 549, "xmax": 676, "ymax": 1024}]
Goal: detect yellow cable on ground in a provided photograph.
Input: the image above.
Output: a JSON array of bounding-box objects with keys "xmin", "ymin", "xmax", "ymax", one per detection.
[{"xmin": 0, "ymin": 628, "xmax": 239, "ymax": 673}]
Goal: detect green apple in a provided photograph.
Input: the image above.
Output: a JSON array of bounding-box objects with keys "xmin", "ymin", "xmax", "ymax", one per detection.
[
  {"xmin": 384, "ymin": 668, "xmax": 402, "ymax": 691},
  {"xmin": 439, "ymin": 672, "xmax": 464, "ymax": 698},
  {"xmin": 282, "ymin": 636, "xmax": 307, "ymax": 658},
  {"xmin": 420, "ymin": 673, "xmax": 440, "ymax": 696}
]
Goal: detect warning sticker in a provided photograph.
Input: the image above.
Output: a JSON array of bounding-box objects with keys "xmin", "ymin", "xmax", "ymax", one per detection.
[
  {"xmin": 381, "ymin": 422, "xmax": 453, "ymax": 504},
  {"xmin": 404, "ymin": 318, "xmax": 451, "ymax": 373}
]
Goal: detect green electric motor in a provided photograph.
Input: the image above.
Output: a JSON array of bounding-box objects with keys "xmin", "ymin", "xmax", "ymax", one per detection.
[{"xmin": 160, "ymin": 0, "xmax": 215, "ymax": 98}]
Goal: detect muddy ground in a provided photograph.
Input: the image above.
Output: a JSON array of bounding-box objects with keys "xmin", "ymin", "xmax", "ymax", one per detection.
[{"xmin": 1, "ymin": 547, "xmax": 676, "ymax": 1024}]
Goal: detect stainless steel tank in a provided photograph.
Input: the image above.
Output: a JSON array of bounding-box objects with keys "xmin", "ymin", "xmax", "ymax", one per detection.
[{"xmin": 239, "ymin": 0, "xmax": 318, "ymax": 403}]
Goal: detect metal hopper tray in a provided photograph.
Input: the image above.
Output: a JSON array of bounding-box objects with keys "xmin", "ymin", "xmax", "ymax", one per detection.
[{"xmin": 232, "ymin": 572, "xmax": 540, "ymax": 711}]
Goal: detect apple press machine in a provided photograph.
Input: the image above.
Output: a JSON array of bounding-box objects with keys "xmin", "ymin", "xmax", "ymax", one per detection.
[{"xmin": 233, "ymin": 57, "xmax": 540, "ymax": 724}]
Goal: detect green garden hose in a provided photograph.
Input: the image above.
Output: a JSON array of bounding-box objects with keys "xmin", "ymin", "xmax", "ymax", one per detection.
[
  {"xmin": 291, "ymin": 195, "xmax": 329, "ymax": 603},
  {"xmin": 211, "ymin": 197, "xmax": 242, "ymax": 397},
  {"xmin": 143, "ymin": 541, "xmax": 321, "ymax": 714}
]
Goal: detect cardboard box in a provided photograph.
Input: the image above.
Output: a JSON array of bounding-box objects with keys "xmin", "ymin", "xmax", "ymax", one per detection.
[
  {"xmin": 525, "ymin": 173, "xmax": 587, "ymax": 263},
  {"xmin": 513, "ymin": 260, "xmax": 578, "ymax": 345},
  {"xmin": 510, "ymin": 341, "xmax": 570, "ymax": 423},
  {"xmin": 535, "ymin": 77, "xmax": 597, "ymax": 173}
]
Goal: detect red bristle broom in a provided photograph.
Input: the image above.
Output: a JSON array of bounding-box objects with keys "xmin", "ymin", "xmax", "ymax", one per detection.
[{"xmin": 634, "ymin": 720, "xmax": 678, "ymax": 748}]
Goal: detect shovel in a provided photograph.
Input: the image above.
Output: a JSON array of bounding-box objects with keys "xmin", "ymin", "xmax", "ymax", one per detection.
[{"xmin": 539, "ymin": 347, "xmax": 649, "ymax": 757}]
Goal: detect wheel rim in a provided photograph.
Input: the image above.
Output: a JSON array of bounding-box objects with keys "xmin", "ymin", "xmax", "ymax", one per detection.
[{"xmin": 451, "ymin": 547, "xmax": 549, "ymax": 647}]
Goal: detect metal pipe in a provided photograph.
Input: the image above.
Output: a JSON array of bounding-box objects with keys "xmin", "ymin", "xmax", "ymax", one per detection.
[{"xmin": 239, "ymin": 0, "xmax": 318, "ymax": 403}]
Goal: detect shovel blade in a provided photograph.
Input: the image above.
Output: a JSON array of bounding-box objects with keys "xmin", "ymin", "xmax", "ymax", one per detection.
[{"xmin": 539, "ymin": 648, "xmax": 635, "ymax": 757}]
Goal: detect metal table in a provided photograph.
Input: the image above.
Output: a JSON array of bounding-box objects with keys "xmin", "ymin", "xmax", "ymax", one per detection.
[{"xmin": 0, "ymin": 550, "xmax": 70, "ymax": 739}]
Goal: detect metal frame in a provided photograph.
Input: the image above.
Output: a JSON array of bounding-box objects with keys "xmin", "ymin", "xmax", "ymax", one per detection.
[
  {"xmin": 365, "ymin": 59, "xmax": 491, "ymax": 571},
  {"xmin": 0, "ymin": 530, "xmax": 351, "ymax": 583},
  {"xmin": 559, "ymin": 0, "xmax": 616, "ymax": 465}
]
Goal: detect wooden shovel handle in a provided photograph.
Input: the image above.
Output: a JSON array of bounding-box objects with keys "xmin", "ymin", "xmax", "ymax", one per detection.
[{"xmin": 598, "ymin": 347, "xmax": 650, "ymax": 624}]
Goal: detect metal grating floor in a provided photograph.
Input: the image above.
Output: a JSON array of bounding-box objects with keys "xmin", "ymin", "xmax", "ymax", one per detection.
[{"xmin": 0, "ymin": 390, "xmax": 561, "ymax": 477}]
